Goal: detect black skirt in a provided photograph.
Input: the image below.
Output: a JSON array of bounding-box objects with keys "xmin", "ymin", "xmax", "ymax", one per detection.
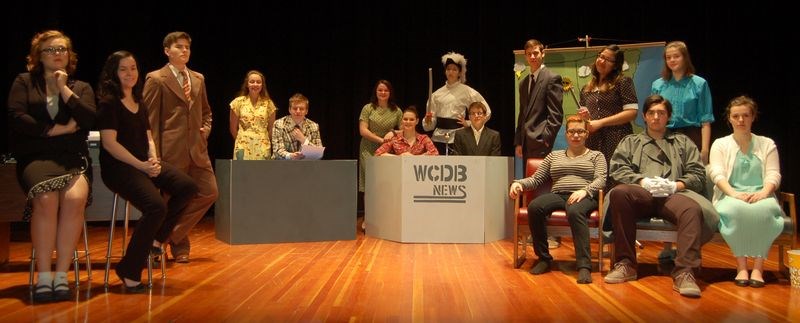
[{"xmin": 16, "ymin": 152, "xmax": 93, "ymax": 221}]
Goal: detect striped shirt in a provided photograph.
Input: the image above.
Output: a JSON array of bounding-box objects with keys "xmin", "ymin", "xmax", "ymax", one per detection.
[{"xmin": 515, "ymin": 149, "xmax": 607, "ymax": 198}]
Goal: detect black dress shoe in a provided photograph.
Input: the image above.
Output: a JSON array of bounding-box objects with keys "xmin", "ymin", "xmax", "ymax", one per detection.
[
  {"xmin": 32, "ymin": 284, "xmax": 53, "ymax": 302},
  {"xmin": 52, "ymin": 283, "xmax": 72, "ymax": 301},
  {"xmin": 734, "ymin": 279, "xmax": 749, "ymax": 287},
  {"xmin": 749, "ymin": 279, "xmax": 765, "ymax": 288}
]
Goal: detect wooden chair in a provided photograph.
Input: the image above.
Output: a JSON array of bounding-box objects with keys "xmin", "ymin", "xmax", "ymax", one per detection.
[
  {"xmin": 512, "ymin": 158, "xmax": 605, "ymax": 272},
  {"xmin": 609, "ymin": 192, "xmax": 797, "ymax": 274}
]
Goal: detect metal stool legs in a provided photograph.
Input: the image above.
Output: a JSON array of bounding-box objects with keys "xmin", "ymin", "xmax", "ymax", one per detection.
[
  {"xmin": 29, "ymin": 221, "xmax": 92, "ymax": 288},
  {"xmin": 103, "ymin": 193, "xmax": 166, "ymax": 289}
]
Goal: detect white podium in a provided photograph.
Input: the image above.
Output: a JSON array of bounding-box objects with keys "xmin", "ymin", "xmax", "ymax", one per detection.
[{"xmin": 365, "ymin": 156, "xmax": 513, "ymax": 243}]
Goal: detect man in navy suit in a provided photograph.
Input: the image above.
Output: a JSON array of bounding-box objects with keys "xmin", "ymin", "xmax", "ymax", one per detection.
[{"xmin": 452, "ymin": 102, "xmax": 501, "ymax": 156}]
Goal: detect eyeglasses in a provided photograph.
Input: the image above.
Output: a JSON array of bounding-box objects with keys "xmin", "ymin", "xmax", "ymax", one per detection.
[
  {"xmin": 41, "ymin": 46, "xmax": 68, "ymax": 56},
  {"xmin": 597, "ymin": 53, "xmax": 616, "ymax": 63},
  {"xmin": 645, "ymin": 110, "xmax": 669, "ymax": 117},
  {"xmin": 566, "ymin": 129, "xmax": 588, "ymax": 135},
  {"xmin": 469, "ymin": 112, "xmax": 485, "ymax": 117}
]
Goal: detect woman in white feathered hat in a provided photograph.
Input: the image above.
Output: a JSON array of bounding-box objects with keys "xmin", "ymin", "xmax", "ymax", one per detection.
[{"xmin": 423, "ymin": 51, "xmax": 491, "ymax": 154}]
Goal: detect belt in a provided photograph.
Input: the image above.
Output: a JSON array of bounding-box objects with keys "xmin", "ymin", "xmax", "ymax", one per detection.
[{"xmin": 436, "ymin": 117, "xmax": 461, "ymax": 130}]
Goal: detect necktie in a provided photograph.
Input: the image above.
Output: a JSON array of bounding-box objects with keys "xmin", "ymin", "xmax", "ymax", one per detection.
[
  {"xmin": 528, "ymin": 74, "xmax": 535, "ymax": 97},
  {"xmin": 293, "ymin": 125, "xmax": 302, "ymax": 151},
  {"xmin": 181, "ymin": 70, "xmax": 191, "ymax": 101}
]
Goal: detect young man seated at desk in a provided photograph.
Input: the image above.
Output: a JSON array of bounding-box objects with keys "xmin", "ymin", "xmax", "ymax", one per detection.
[{"xmin": 272, "ymin": 93, "xmax": 322, "ymax": 160}]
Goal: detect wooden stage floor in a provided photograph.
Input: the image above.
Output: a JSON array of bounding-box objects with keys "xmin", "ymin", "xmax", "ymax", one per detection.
[{"xmin": 1, "ymin": 217, "xmax": 798, "ymax": 322}]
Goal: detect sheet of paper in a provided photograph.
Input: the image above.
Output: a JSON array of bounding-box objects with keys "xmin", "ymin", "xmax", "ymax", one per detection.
[{"xmin": 301, "ymin": 145, "xmax": 325, "ymax": 160}]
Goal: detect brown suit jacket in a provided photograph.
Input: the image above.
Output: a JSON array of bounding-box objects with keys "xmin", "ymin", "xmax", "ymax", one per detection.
[{"xmin": 143, "ymin": 65, "xmax": 213, "ymax": 169}]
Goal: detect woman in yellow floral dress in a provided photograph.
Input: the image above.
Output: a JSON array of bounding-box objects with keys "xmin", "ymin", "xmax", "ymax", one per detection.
[{"xmin": 229, "ymin": 70, "xmax": 276, "ymax": 159}]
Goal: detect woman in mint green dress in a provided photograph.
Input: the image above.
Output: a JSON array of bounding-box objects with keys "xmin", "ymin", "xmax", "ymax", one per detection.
[
  {"xmin": 358, "ymin": 80, "xmax": 402, "ymax": 192},
  {"xmin": 708, "ymin": 96, "xmax": 782, "ymax": 288}
]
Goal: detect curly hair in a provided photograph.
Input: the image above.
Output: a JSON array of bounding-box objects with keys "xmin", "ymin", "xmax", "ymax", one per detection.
[{"xmin": 26, "ymin": 30, "xmax": 78, "ymax": 75}]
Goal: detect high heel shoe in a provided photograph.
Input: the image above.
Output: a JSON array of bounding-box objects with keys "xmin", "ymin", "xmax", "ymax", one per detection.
[
  {"xmin": 121, "ymin": 282, "xmax": 147, "ymax": 293},
  {"xmin": 115, "ymin": 268, "xmax": 147, "ymax": 293}
]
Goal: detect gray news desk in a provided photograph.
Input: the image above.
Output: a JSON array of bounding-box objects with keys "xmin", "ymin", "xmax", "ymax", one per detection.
[
  {"xmin": 365, "ymin": 156, "xmax": 513, "ymax": 243},
  {"xmin": 215, "ymin": 159, "xmax": 357, "ymax": 244}
]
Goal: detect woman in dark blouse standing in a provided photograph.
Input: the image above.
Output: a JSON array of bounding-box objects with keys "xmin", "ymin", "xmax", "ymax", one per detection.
[
  {"xmin": 578, "ymin": 45, "xmax": 638, "ymax": 167},
  {"xmin": 7, "ymin": 30, "xmax": 95, "ymax": 302},
  {"xmin": 96, "ymin": 51, "xmax": 197, "ymax": 292}
]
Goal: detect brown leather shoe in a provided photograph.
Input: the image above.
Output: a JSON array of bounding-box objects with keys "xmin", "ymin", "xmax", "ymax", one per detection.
[{"xmin": 174, "ymin": 254, "xmax": 189, "ymax": 263}]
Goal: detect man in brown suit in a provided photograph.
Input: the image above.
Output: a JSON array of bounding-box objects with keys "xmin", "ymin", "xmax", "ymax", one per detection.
[{"xmin": 143, "ymin": 31, "xmax": 218, "ymax": 263}]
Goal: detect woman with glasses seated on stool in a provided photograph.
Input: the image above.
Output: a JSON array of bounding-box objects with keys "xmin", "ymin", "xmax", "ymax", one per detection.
[
  {"xmin": 96, "ymin": 51, "xmax": 198, "ymax": 292},
  {"xmin": 8, "ymin": 30, "xmax": 96, "ymax": 302},
  {"xmin": 508, "ymin": 115, "xmax": 607, "ymax": 284}
]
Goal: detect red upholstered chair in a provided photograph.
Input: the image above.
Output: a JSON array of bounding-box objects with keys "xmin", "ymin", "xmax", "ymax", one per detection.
[{"xmin": 512, "ymin": 158, "xmax": 605, "ymax": 271}]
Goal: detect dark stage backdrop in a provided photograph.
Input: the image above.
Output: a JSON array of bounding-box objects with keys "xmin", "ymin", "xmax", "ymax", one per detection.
[{"xmin": 3, "ymin": 2, "xmax": 798, "ymax": 196}]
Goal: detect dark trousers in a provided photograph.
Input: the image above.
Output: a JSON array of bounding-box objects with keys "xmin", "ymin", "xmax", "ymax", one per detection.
[
  {"xmin": 102, "ymin": 162, "xmax": 198, "ymax": 281},
  {"xmin": 528, "ymin": 192, "xmax": 598, "ymax": 270},
  {"xmin": 609, "ymin": 184, "xmax": 704, "ymax": 276}
]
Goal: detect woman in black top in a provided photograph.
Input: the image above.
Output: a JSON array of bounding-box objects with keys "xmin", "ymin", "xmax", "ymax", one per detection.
[
  {"xmin": 7, "ymin": 30, "xmax": 96, "ymax": 302},
  {"xmin": 96, "ymin": 51, "xmax": 197, "ymax": 291}
]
